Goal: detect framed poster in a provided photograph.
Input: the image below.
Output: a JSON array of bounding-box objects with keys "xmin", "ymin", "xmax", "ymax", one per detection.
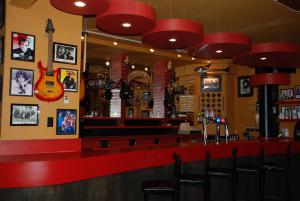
[
  {"xmin": 56, "ymin": 109, "xmax": 77, "ymax": 135},
  {"xmin": 60, "ymin": 68, "xmax": 78, "ymax": 92},
  {"xmin": 53, "ymin": 42, "xmax": 77, "ymax": 65},
  {"xmin": 11, "ymin": 32, "xmax": 35, "ymax": 62},
  {"xmin": 10, "ymin": 104, "xmax": 39, "ymax": 126},
  {"xmin": 295, "ymin": 85, "xmax": 300, "ymax": 99},
  {"xmin": 201, "ymin": 75, "xmax": 222, "ymax": 92},
  {"xmin": 9, "ymin": 68, "xmax": 34, "ymax": 96},
  {"xmin": 238, "ymin": 76, "xmax": 253, "ymax": 97}
]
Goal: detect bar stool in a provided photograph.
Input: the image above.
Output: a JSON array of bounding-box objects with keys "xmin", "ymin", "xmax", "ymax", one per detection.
[
  {"xmin": 179, "ymin": 150, "xmax": 210, "ymax": 201},
  {"xmin": 142, "ymin": 153, "xmax": 181, "ymax": 201},
  {"xmin": 207, "ymin": 147, "xmax": 238, "ymax": 201},
  {"xmin": 236, "ymin": 146, "xmax": 264, "ymax": 201},
  {"xmin": 261, "ymin": 144, "xmax": 291, "ymax": 201}
]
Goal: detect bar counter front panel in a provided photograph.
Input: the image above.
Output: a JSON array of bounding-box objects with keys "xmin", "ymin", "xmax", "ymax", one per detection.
[{"xmin": 0, "ymin": 139, "xmax": 299, "ymax": 201}]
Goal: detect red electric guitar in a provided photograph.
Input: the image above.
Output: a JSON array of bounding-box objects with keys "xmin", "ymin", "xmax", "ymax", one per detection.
[{"xmin": 34, "ymin": 19, "xmax": 64, "ymax": 102}]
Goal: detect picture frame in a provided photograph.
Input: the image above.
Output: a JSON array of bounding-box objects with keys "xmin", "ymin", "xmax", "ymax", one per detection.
[
  {"xmin": 0, "ymin": 0, "xmax": 5, "ymax": 29},
  {"xmin": 9, "ymin": 68, "xmax": 34, "ymax": 96},
  {"xmin": 280, "ymin": 88, "xmax": 294, "ymax": 99},
  {"xmin": 281, "ymin": 106, "xmax": 292, "ymax": 119},
  {"xmin": 10, "ymin": 104, "xmax": 39, "ymax": 126},
  {"xmin": 53, "ymin": 42, "xmax": 77, "ymax": 65},
  {"xmin": 0, "ymin": 36, "xmax": 4, "ymax": 65},
  {"xmin": 295, "ymin": 85, "xmax": 300, "ymax": 99},
  {"xmin": 201, "ymin": 75, "xmax": 222, "ymax": 92},
  {"xmin": 294, "ymin": 105, "xmax": 300, "ymax": 119},
  {"xmin": 238, "ymin": 76, "xmax": 253, "ymax": 97},
  {"xmin": 11, "ymin": 32, "xmax": 35, "ymax": 62},
  {"xmin": 60, "ymin": 68, "xmax": 78, "ymax": 92},
  {"xmin": 56, "ymin": 109, "xmax": 77, "ymax": 135}
]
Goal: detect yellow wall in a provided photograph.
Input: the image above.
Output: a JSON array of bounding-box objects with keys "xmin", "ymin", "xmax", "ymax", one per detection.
[{"xmin": 0, "ymin": 1, "xmax": 82, "ymax": 139}]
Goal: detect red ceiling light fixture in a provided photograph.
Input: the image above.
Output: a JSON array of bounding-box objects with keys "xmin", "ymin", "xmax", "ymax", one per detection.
[
  {"xmin": 142, "ymin": 18, "xmax": 203, "ymax": 49},
  {"xmin": 233, "ymin": 42, "xmax": 300, "ymax": 68},
  {"xmin": 50, "ymin": 0, "xmax": 109, "ymax": 16},
  {"xmin": 96, "ymin": 0, "xmax": 156, "ymax": 35},
  {"xmin": 189, "ymin": 32, "xmax": 252, "ymax": 59}
]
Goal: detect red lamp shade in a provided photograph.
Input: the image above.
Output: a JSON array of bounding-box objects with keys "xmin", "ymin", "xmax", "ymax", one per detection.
[
  {"xmin": 50, "ymin": 0, "xmax": 109, "ymax": 16},
  {"xmin": 190, "ymin": 32, "xmax": 252, "ymax": 59},
  {"xmin": 251, "ymin": 73, "xmax": 290, "ymax": 87},
  {"xmin": 142, "ymin": 18, "xmax": 203, "ymax": 49},
  {"xmin": 96, "ymin": 0, "xmax": 156, "ymax": 35},
  {"xmin": 233, "ymin": 42, "xmax": 300, "ymax": 68}
]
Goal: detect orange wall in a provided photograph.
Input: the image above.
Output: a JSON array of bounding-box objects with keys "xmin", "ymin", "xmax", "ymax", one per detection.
[{"xmin": 0, "ymin": 1, "xmax": 82, "ymax": 139}]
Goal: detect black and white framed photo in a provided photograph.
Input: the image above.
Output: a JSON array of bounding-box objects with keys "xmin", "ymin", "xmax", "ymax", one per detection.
[
  {"xmin": 53, "ymin": 42, "xmax": 77, "ymax": 65},
  {"xmin": 238, "ymin": 76, "xmax": 253, "ymax": 97},
  {"xmin": 11, "ymin": 32, "xmax": 35, "ymax": 62},
  {"xmin": 295, "ymin": 85, "xmax": 300, "ymax": 99},
  {"xmin": 0, "ymin": 0, "xmax": 5, "ymax": 29},
  {"xmin": 56, "ymin": 109, "xmax": 77, "ymax": 135},
  {"xmin": 280, "ymin": 88, "xmax": 294, "ymax": 99},
  {"xmin": 10, "ymin": 104, "xmax": 39, "ymax": 126},
  {"xmin": 201, "ymin": 75, "xmax": 222, "ymax": 92},
  {"xmin": 60, "ymin": 68, "xmax": 78, "ymax": 92},
  {"xmin": 9, "ymin": 68, "xmax": 34, "ymax": 96},
  {"xmin": 0, "ymin": 36, "xmax": 4, "ymax": 65},
  {"xmin": 281, "ymin": 106, "xmax": 292, "ymax": 119}
]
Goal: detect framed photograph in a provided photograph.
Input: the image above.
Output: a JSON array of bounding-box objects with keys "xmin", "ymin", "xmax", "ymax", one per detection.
[
  {"xmin": 295, "ymin": 85, "xmax": 300, "ymax": 99},
  {"xmin": 238, "ymin": 76, "xmax": 253, "ymax": 97},
  {"xmin": 60, "ymin": 68, "xmax": 78, "ymax": 92},
  {"xmin": 0, "ymin": 36, "xmax": 4, "ymax": 65},
  {"xmin": 294, "ymin": 105, "xmax": 300, "ymax": 119},
  {"xmin": 201, "ymin": 75, "xmax": 222, "ymax": 92},
  {"xmin": 53, "ymin": 42, "xmax": 77, "ymax": 65},
  {"xmin": 281, "ymin": 106, "xmax": 292, "ymax": 119},
  {"xmin": 9, "ymin": 68, "xmax": 34, "ymax": 96},
  {"xmin": 11, "ymin": 32, "xmax": 35, "ymax": 62},
  {"xmin": 0, "ymin": 0, "xmax": 5, "ymax": 29},
  {"xmin": 280, "ymin": 88, "xmax": 294, "ymax": 99},
  {"xmin": 56, "ymin": 109, "xmax": 77, "ymax": 135},
  {"xmin": 10, "ymin": 104, "xmax": 39, "ymax": 126}
]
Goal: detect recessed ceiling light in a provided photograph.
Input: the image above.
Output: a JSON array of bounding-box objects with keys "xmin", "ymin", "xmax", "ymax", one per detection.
[
  {"xmin": 215, "ymin": 50, "xmax": 223, "ymax": 54},
  {"xmin": 74, "ymin": 1, "xmax": 86, "ymax": 7},
  {"xmin": 113, "ymin": 41, "xmax": 118, "ymax": 46},
  {"xmin": 169, "ymin": 38, "xmax": 177, "ymax": 42},
  {"xmin": 145, "ymin": 67, "xmax": 148, "ymax": 71},
  {"xmin": 177, "ymin": 54, "xmax": 182, "ymax": 58},
  {"xmin": 260, "ymin": 57, "xmax": 267, "ymax": 60},
  {"xmin": 105, "ymin": 61, "xmax": 110, "ymax": 66},
  {"xmin": 149, "ymin": 48, "xmax": 155, "ymax": 52},
  {"xmin": 207, "ymin": 59, "xmax": 211, "ymax": 63},
  {"xmin": 80, "ymin": 36, "xmax": 84, "ymax": 40},
  {"xmin": 122, "ymin": 22, "xmax": 132, "ymax": 28},
  {"xmin": 191, "ymin": 57, "xmax": 195, "ymax": 61},
  {"xmin": 131, "ymin": 65, "xmax": 135, "ymax": 69}
]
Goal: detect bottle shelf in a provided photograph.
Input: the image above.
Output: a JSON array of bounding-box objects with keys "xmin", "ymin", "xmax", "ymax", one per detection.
[{"xmin": 276, "ymin": 100, "xmax": 300, "ymax": 105}]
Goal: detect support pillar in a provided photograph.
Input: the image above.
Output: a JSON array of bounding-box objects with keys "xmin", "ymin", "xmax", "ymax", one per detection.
[
  {"xmin": 152, "ymin": 60, "xmax": 168, "ymax": 118},
  {"xmin": 110, "ymin": 53, "xmax": 127, "ymax": 118}
]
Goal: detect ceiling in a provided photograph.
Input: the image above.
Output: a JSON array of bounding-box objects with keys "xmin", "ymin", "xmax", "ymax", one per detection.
[{"xmin": 84, "ymin": 0, "xmax": 300, "ymax": 73}]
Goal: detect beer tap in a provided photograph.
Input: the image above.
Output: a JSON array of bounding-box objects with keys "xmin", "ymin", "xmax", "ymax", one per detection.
[
  {"xmin": 202, "ymin": 116, "xmax": 208, "ymax": 145},
  {"xmin": 215, "ymin": 115, "xmax": 221, "ymax": 145},
  {"xmin": 224, "ymin": 118, "xmax": 229, "ymax": 143}
]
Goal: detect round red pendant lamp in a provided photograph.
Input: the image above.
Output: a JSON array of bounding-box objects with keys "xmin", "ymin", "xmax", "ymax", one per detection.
[
  {"xmin": 50, "ymin": 0, "xmax": 109, "ymax": 16},
  {"xmin": 96, "ymin": 0, "xmax": 156, "ymax": 35},
  {"xmin": 142, "ymin": 18, "xmax": 203, "ymax": 49},
  {"xmin": 233, "ymin": 42, "xmax": 300, "ymax": 68},
  {"xmin": 189, "ymin": 32, "xmax": 252, "ymax": 59}
]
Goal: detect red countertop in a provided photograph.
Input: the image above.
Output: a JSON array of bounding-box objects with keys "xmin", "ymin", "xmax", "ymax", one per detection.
[{"xmin": 0, "ymin": 138, "xmax": 299, "ymax": 188}]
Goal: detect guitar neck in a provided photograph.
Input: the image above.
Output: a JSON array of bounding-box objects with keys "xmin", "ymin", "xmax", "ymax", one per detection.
[{"xmin": 47, "ymin": 32, "xmax": 53, "ymax": 73}]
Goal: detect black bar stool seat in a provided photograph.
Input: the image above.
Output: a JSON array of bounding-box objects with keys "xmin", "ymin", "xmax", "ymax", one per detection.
[{"xmin": 142, "ymin": 153, "xmax": 181, "ymax": 201}]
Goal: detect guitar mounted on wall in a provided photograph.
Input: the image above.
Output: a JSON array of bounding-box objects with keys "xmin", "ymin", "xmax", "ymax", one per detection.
[{"xmin": 34, "ymin": 19, "xmax": 64, "ymax": 102}]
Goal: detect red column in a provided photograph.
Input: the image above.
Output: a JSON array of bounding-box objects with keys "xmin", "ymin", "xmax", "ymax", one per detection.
[{"xmin": 152, "ymin": 60, "xmax": 168, "ymax": 118}]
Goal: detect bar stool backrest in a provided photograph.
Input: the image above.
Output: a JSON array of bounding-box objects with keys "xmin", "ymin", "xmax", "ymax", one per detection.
[{"xmin": 173, "ymin": 153, "xmax": 182, "ymax": 190}]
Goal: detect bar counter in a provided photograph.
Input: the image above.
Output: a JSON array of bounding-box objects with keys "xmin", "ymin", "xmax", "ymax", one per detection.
[{"xmin": 0, "ymin": 138, "xmax": 299, "ymax": 189}]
